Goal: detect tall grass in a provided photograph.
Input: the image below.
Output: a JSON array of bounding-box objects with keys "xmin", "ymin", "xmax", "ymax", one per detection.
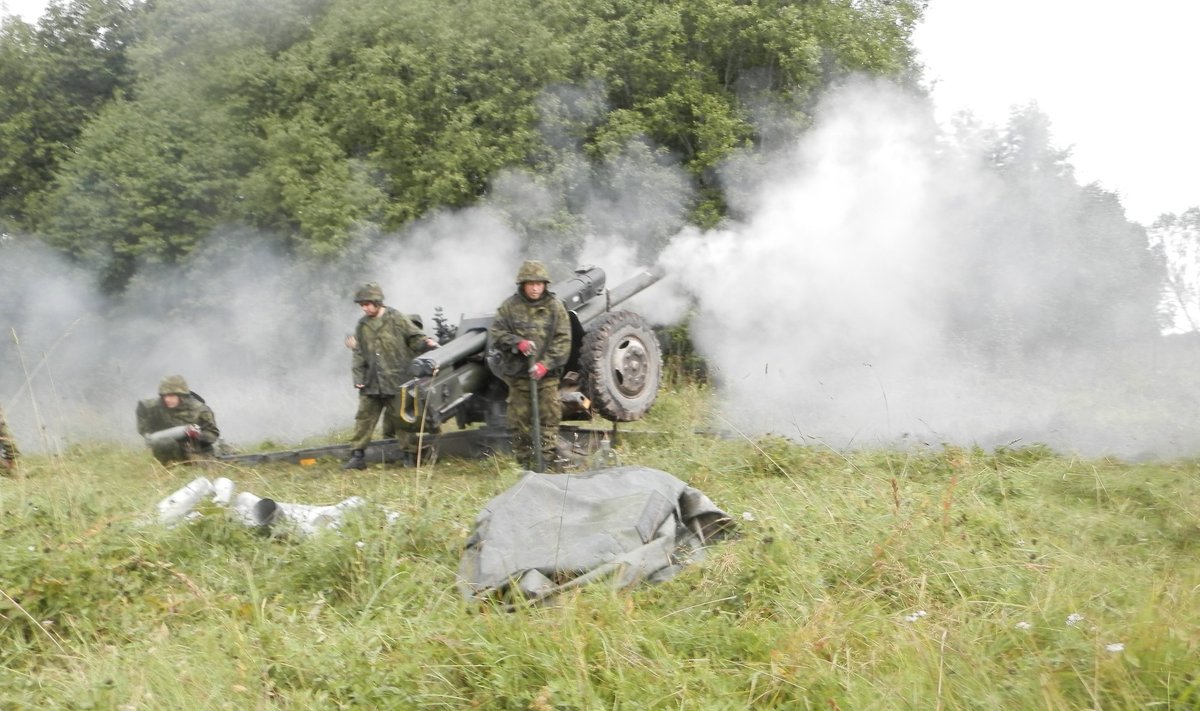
[{"xmin": 1, "ymin": 384, "xmax": 1197, "ymax": 709}]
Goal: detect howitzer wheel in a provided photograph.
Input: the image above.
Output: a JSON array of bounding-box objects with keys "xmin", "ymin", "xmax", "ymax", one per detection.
[{"xmin": 581, "ymin": 310, "xmax": 662, "ymax": 421}]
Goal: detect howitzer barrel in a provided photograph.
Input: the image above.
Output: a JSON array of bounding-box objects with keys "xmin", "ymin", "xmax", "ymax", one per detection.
[
  {"xmin": 410, "ymin": 315, "xmax": 491, "ymax": 378},
  {"xmin": 573, "ymin": 266, "xmax": 664, "ymax": 326},
  {"xmin": 409, "ymin": 266, "xmax": 609, "ymax": 378},
  {"xmin": 554, "ymin": 265, "xmax": 607, "ymax": 311}
]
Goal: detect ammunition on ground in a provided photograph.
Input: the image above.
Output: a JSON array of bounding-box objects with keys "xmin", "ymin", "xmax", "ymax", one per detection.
[{"xmin": 144, "ymin": 424, "xmax": 196, "ymax": 445}]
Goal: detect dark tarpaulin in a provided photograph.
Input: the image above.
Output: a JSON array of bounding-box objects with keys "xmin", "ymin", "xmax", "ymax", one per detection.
[{"xmin": 458, "ymin": 465, "xmax": 734, "ymax": 608}]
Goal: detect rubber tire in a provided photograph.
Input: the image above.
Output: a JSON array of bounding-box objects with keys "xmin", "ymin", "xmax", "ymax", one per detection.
[{"xmin": 581, "ymin": 310, "xmax": 662, "ymax": 421}]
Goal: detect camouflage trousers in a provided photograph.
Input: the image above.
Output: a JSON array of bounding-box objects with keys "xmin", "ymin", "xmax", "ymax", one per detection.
[
  {"xmin": 506, "ymin": 376, "xmax": 561, "ymax": 471},
  {"xmin": 350, "ymin": 392, "xmax": 413, "ymax": 451}
]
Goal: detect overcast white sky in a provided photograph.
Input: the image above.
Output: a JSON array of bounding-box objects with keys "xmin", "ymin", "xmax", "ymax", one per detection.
[
  {"xmin": 0, "ymin": 0, "xmax": 39, "ymax": 22},
  {"xmin": 915, "ymin": 1, "xmax": 1200, "ymax": 225},
  {"xmin": 2, "ymin": 0, "xmax": 1197, "ymax": 225}
]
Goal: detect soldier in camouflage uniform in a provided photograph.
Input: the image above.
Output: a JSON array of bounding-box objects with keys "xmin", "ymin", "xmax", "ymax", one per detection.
[
  {"xmin": 343, "ymin": 282, "xmax": 438, "ymax": 470},
  {"xmin": 489, "ymin": 260, "xmax": 571, "ymax": 471},
  {"xmin": 0, "ymin": 402, "xmax": 19, "ymax": 471},
  {"xmin": 136, "ymin": 375, "xmax": 221, "ymax": 464}
]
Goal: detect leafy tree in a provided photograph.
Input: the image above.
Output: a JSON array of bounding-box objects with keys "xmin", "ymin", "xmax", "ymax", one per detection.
[
  {"xmin": 947, "ymin": 106, "xmax": 1166, "ymax": 358},
  {"xmin": 1148, "ymin": 207, "xmax": 1200, "ymax": 333},
  {"xmin": 36, "ymin": 0, "xmax": 325, "ymax": 290},
  {"xmin": 19, "ymin": 0, "xmax": 926, "ymax": 289},
  {"xmin": 41, "ymin": 82, "xmax": 256, "ymax": 292},
  {"xmin": 237, "ymin": 110, "xmax": 387, "ymax": 255},
  {"xmin": 0, "ymin": 0, "xmax": 141, "ymax": 228},
  {"xmin": 550, "ymin": 0, "xmax": 923, "ymax": 219},
  {"xmin": 247, "ymin": 0, "xmax": 924, "ymax": 247},
  {"xmin": 278, "ymin": 0, "xmax": 569, "ymax": 226}
]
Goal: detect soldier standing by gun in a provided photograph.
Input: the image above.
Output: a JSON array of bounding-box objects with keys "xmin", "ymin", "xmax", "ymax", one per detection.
[
  {"xmin": 488, "ymin": 261, "xmax": 572, "ymax": 472},
  {"xmin": 343, "ymin": 282, "xmax": 438, "ymax": 470},
  {"xmin": 0, "ymin": 402, "xmax": 19, "ymax": 472},
  {"xmin": 136, "ymin": 375, "xmax": 220, "ymax": 464}
]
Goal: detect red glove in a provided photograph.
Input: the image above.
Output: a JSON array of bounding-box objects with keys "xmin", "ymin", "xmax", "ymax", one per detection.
[
  {"xmin": 517, "ymin": 340, "xmax": 536, "ymax": 356},
  {"xmin": 530, "ymin": 362, "xmax": 548, "ymax": 380},
  {"xmin": 184, "ymin": 425, "xmax": 201, "ymax": 441}
]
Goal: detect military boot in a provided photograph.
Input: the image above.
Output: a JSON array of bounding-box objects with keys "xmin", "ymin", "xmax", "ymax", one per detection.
[{"xmin": 343, "ymin": 449, "xmax": 367, "ymax": 470}]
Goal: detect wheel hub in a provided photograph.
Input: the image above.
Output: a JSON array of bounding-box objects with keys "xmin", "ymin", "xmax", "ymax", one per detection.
[{"xmin": 614, "ymin": 337, "xmax": 648, "ymax": 396}]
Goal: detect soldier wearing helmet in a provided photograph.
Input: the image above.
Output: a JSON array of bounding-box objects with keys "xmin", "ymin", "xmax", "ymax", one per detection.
[
  {"xmin": 488, "ymin": 260, "xmax": 571, "ymax": 471},
  {"xmin": 135, "ymin": 375, "xmax": 221, "ymax": 464},
  {"xmin": 342, "ymin": 281, "xmax": 438, "ymax": 470},
  {"xmin": 0, "ymin": 402, "xmax": 19, "ymax": 471}
]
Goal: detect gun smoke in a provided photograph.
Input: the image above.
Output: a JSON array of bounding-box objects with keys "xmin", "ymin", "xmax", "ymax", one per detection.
[
  {"xmin": 0, "ymin": 212, "xmax": 530, "ymax": 451},
  {"xmin": 658, "ymin": 79, "xmax": 1193, "ymax": 459},
  {"xmin": 2, "ymin": 79, "xmax": 1195, "ymax": 460}
]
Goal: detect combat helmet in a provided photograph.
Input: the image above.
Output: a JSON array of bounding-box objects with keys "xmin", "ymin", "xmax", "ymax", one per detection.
[
  {"xmin": 354, "ymin": 282, "xmax": 385, "ymax": 304},
  {"xmin": 159, "ymin": 374, "xmax": 190, "ymax": 396},
  {"xmin": 515, "ymin": 260, "xmax": 551, "ymax": 285}
]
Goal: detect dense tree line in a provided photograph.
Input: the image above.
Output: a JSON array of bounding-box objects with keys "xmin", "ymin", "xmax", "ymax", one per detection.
[
  {"xmin": 0, "ymin": 0, "xmax": 140, "ymax": 230},
  {"xmin": 0, "ymin": 0, "xmax": 1184, "ymax": 351},
  {"xmin": 945, "ymin": 107, "xmax": 1168, "ymax": 351},
  {"xmin": 0, "ymin": 0, "xmax": 922, "ymax": 291}
]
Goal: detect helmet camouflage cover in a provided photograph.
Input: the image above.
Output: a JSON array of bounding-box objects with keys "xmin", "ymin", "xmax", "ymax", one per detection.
[
  {"xmin": 159, "ymin": 374, "xmax": 190, "ymax": 396},
  {"xmin": 515, "ymin": 260, "xmax": 551, "ymax": 285},
  {"xmin": 354, "ymin": 282, "xmax": 385, "ymax": 303}
]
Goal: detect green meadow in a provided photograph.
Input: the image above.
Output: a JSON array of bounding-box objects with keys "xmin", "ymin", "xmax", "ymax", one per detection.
[{"xmin": 2, "ymin": 384, "xmax": 1197, "ymax": 709}]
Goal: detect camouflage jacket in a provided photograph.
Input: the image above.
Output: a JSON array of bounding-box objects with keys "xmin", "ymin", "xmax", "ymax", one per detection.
[
  {"xmin": 352, "ymin": 307, "xmax": 431, "ymax": 395},
  {"xmin": 489, "ymin": 289, "xmax": 571, "ymax": 381},
  {"xmin": 136, "ymin": 394, "xmax": 220, "ymax": 449}
]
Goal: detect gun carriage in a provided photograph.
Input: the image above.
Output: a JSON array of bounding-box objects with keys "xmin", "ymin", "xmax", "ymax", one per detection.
[{"xmin": 219, "ymin": 265, "xmax": 664, "ymax": 466}]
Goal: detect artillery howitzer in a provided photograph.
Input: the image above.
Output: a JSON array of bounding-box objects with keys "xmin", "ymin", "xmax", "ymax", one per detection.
[{"xmin": 219, "ymin": 265, "xmax": 664, "ymax": 466}]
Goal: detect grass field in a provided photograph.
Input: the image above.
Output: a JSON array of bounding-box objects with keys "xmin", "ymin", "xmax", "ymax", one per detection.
[{"xmin": 2, "ymin": 384, "xmax": 1198, "ymax": 709}]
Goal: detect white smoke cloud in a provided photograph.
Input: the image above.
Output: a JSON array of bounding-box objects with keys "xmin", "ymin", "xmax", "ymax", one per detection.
[
  {"xmin": 0, "ymin": 74, "xmax": 698, "ymax": 458},
  {"xmin": 3, "ymin": 77, "xmax": 1193, "ymax": 461},
  {"xmin": 0, "ymin": 213, "xmax": 527, "ymax": 453},
  {"xmin": 658, "ymin": 78, "xmax": 1195, "ymax": 459}
]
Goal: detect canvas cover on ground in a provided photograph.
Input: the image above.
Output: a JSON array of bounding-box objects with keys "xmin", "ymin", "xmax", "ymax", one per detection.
[{"xmin": 457, "ymin": 465, "xmax": 734, "ymax": 608}]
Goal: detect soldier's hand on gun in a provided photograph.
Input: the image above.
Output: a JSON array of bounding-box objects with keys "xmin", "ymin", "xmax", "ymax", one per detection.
[
  {"xmin": 184, "ymin": 425, "xmax": 201, "ymax": 441},
  {"xmin": 530, "ymin": 362, "xmax": 548, "ymax": 380},
  {"xmin": 517, "ymin": 340, "xmax": 536, "ymax": 356}
]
